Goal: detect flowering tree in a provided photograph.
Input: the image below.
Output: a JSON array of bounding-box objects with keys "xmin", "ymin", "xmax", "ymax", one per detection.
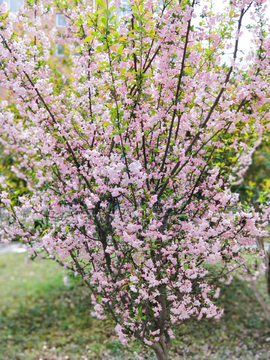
[{"xmin": 1, "ymin": 0, "xmax": 270, "ymax": 359}]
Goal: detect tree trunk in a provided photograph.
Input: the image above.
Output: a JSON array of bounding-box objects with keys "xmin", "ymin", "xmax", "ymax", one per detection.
[
  {"xmin": 151, "ymin": 336, "xmax": 172, "ymax": 360},
  {"xmin": 155, "ymin": 350, "xmax": 170, "ymax": 360}
]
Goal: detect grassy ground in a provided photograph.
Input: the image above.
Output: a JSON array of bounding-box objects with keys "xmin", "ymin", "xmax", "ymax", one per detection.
[{"xmin": 0, "ymin": 253, "xmax": 270, "ymax": 360}]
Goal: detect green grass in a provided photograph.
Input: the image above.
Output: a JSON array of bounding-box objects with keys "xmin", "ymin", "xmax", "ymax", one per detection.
[{"xmin": 0, "ymin": 253, "xmax": 270, "ymax": 360}]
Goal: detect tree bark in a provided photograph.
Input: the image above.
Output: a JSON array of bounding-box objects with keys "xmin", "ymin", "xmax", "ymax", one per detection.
[
  {"xmin": 151, "ymin": 336, "xmax": 172, "ymax": 360},
  {"xmin": 155, "ymin": 350, "xmax": 170, "ymax": 360}
]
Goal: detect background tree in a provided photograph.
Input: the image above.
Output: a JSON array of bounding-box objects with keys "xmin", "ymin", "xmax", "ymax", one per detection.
[{"xmin": 1, "ymin": 0, "xmax": 270, "ymax": 359}]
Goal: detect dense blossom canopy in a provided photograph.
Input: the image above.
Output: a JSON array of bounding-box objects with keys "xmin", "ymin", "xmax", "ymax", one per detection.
[{"xmin": 0, "ymin": 0, "xmax": 270, "ymax": 359}]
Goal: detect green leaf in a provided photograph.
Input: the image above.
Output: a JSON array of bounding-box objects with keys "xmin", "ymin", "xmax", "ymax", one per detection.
[
  {"xmin": 117, "ymin": 44, "xmax": 124, "ymax": 55},
  {"xmin": 41, "ymin": 228, "xmax": 50, "ymax": 236},
  {"xmin": 96, "ymin": 0, "xmax": 107, "ymax": 9},
  {"xmin": 84, "ymin": 36, "xmax": 94, "ymax": 42},
  {"xmin": 100, "ymin": 17, "xmax": 107, "ymax": 26}
]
